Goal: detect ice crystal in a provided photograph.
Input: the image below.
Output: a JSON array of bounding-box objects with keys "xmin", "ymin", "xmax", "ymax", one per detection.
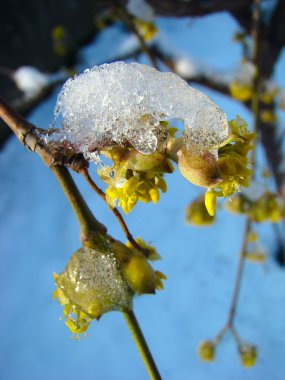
[{"xmin": 54, "ymin": 62, "xmax": 228, "ymax": 159}]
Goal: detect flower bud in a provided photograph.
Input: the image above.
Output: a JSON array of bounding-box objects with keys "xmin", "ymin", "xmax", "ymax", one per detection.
[
  {"xmin": 112, "ymin": 240, "xmax": 165, "ymax": 295},
  {"xmin": 123, "ymin": 150, "xmax": 173, "ymax": 173},
  {"xmin": 178, "ymin": 145, "xmax": 222, "ymax": 188},
  {"xmin": 239, "ymin": 344, "xmax": 257, "ymax": 368},
  {"xmin": 198, "ymin": 340, "xmax": 216, "ymax": 361}
]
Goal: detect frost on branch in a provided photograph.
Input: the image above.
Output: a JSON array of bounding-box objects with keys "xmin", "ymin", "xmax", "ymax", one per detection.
[{"xmin": 53, "ymin": 62, "xmax": 228, "ymax": 158}]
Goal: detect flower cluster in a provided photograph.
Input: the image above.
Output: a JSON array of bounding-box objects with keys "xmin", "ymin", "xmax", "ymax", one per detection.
[
  {"xmin": 216, "ymin": 116, "xmax": 255, "ymax": 198},
  {"xmin": 105, "ymin": 171, "xmax": 168, "ymax": 214},
  {"xmin": 98, "ymin": 146, "xmax": 173, "ymax": 214},
  {"xmin": 196, "ymin": 116, "xmax": 255, "ymax": 216},
  {"xmin": 226, "ymin": 191, "xmax": 285, "ymax": 223}
]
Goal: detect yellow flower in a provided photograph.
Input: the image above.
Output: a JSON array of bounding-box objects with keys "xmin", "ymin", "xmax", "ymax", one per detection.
[
  {"xmin": 246, "ymin": 250, "xmax": 266, "ymax": 263},
  {"xmin": 239, "ymin": 344, "xmax": 257, "ymax": 368},
  {"xmin": 230, "ymin": 81, "xmax": 253, "ymax": 102},
  {"xmin": 260, "ymin": 110, "xmax": 277, "ymax": 124},
  {"xmin": 104, "ymin": 171, "xmax": 168, "ymax": 214},
  {"xmin": 226, "ymin": 191, "xmax": 285, "ymax": 223},
  {"xmin": 260, "ymin": 83, "xmax": 279, "ymax": 104},
  {"xmin": 186, "ymin": 196, "xmax": 215, "ymax": 226},
  {"xmin": 198, "ymin": 340, "xmax": 215, "ymax": 361},
  {"xmin": 134, "ymin": 19, "xmax": 158, "ymax": 41},
  {"xmin": 204, "ymin": 189, "xmax": 217, "ymax": 216},
  {"xmin": 99, "ymin": 144, "xmax": 173, "ymax": 214},
  {"xmin": 216, "ymin": 116, "xmax": 255, "ymax": 198}
]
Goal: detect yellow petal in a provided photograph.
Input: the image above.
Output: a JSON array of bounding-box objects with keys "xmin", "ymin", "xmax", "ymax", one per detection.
[
  {"xmin": 123, "ymin": 176, "xmax": 140, "ymax": 195},
  {"xmin": 204, "ymin": 190, "xmax": 217, "ymax": 216},
  {"xmin": 149, "ymin": 187, "xmax": 160, "ymax": 204}
]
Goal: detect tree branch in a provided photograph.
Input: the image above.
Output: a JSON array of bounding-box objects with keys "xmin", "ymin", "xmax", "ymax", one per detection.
[
  {"xmin": 0, "ymin": 95, "xmax": 106, "ymax": 239},
  {"xmin": 136, "ymin": 0, "xmax": 253, "ymax": 18}
]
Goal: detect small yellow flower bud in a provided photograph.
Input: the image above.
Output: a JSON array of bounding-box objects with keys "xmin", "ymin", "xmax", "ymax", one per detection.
[
  {"xmin": 112, "ymin": 240, "xmax": 166, "ymax": 295},
  {"xmin": 198, "ymin": 340, "xmax": 215, "ymax": 362},
  {"xmin": 204, "ymin": 189, "xmax": 217, "ymax": 216},
  {"xmin": 246, "ymin": 251, "xmax": 266, "ymax": 263},
  {"xmin": 239, "ymin": 344, "xmax": 257, "ymax": 368},
  {"xmin": 122, "ymin": 254, "xmax": 158, "ymax": 294},
  {"xmin": 230, "ymin": 81, "xmax": 253, "ymax": 102},
  {"xmin": 124, "ymin": 150, "xmax": 173, "ymax": 173},
  {"xmin": 149, "ymin": 187, "xmax": 160, "ymax": 204}
]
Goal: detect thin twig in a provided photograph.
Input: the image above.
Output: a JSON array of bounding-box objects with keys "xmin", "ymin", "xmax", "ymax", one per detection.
[
  {"xmin": 215, "ymin": 0, "xmax": 261, "ymax": 342},
  {"xmin": 80, "ymin": 167, "xmax": 149, "ymax": 256},
  {"xmin": 251, "ymin": 0, "xmax": 261, "ymax": 174},
  {"xmin": 227, "ymin": 218, "xmax": 251, "ymax": 325},
  {"xmin": 123, "ymin": 310, "xmax": 162, "ymax": 380}
]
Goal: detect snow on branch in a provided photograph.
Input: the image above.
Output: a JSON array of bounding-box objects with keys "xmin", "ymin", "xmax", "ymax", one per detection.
[{"xmin": 52, "ymin": 62, "xmax": 228, "ymax": 160}]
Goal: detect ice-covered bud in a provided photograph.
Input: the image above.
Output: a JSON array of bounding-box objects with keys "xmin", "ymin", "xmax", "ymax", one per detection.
[
  {"xmin": 53, "ymin": 62, "xmax": 228, "ymax": 160},
  {"xmin": 53, "ymin": 244, "xmax": 133, "ymax": 333},
  {"xmin": 198, "ymin": 340, "xmax": 216, "ymax": 362},
  {"xmin": 239, "ymin": 344, "xmax": 257, "ymax": 368}
]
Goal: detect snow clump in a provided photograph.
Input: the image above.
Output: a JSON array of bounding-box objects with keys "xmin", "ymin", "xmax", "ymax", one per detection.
[{"xmin": 53, "ymin": 62, "xmax": 228, "ymax": 159}]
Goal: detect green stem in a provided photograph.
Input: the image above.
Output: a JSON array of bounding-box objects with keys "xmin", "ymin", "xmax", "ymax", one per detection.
[
  {"xmin": 51, "ymin": 165, "xmax": 106, "ymax": 242},
  {"xmin": 123, "ymin": 310, "xmax": 162, "ymax": 380}
]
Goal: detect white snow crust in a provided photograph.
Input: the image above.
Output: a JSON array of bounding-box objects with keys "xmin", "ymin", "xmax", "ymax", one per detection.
[{"xmin": 53, "ymin": 62, "xmax": 228, "ymax": 157}]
